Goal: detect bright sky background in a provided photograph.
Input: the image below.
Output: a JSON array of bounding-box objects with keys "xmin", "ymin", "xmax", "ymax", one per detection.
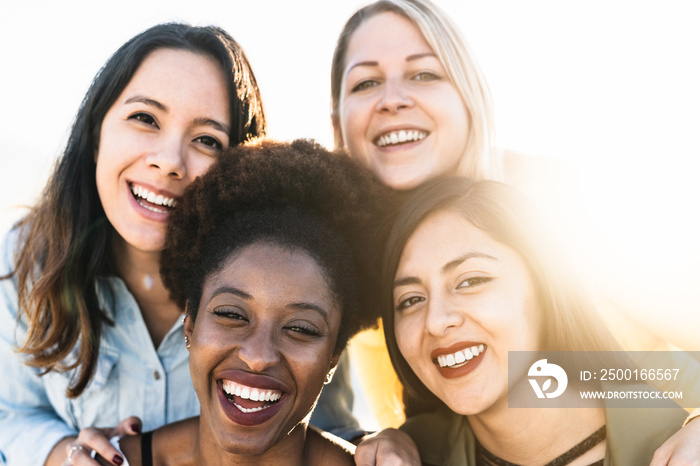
[
  {"xmin": 2, "ymin": 1, "xmax": 699, "ymax": 249},
  {"xmin": 1, "ymin": 0, "xmax": 699, "ymax": 429}
]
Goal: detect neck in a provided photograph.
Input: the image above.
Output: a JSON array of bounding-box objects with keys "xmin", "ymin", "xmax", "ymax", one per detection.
[
  {"xmin": 190, "ymin": 418, "xmax": 311, "ymax": 466},
  {"xmin": 468, "ymin": 387, "xmax": 605, "ymax": 465},
  {"xmin": 111, "ymin": 233, "xmax": 182, "ymax": 347}
]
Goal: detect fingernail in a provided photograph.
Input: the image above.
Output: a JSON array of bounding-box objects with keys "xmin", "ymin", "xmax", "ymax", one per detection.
[
  {"xmin": 113, "ymin": 454, "xmax": 124, "ymax": 465},
  {"xmin": 130, "ymin": 423, "xmax": 141, "ymax": 434}
]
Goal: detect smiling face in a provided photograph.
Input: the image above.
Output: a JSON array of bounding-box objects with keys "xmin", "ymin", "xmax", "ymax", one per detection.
[
  {"xmin": 185, "ymin": 242, "xmax": 342, "ymax": 457},
  {"xmin": 392, "ymin": 210, "xmax": 541, "ymax": 415},
  {"xmin": 96, "ymin": 48, "xmax": 231, "ymax": 253},
  {"xmin": 335, "ymin": 12, "xmax": 469, "ymax": 190}
]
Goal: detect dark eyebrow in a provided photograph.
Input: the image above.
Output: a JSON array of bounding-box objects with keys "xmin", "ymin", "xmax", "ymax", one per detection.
[
  {"xmin": 393, "ymin": 252, "xmax": 497, "ymax": 289},
  {"xmin": 193, "ymin": 117, "xmax": 230, "ymax": 136},
  {"xmin": 210, "ymin": 286, "xmax": 252, "ymax": 300},
  {"xmin": 289, "ymin": 302, "xmax": 330, "ymax": 326},
  {"xmin": 441, "ymin": 252, "xmax": 497, "ymax": 274},
  {"xmin": 393, "ymin": 276, "xmax": 422, "ymax": 289},
  {"xmin": 124, "ymin": 95, "xmax": 167, "ymax": 111},
  {"xmin": 125, "ymin": 96, "xmax": 230, "ymax": 136}
]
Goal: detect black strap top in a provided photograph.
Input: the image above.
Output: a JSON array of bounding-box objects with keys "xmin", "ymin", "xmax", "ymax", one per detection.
[{"xmin": 141, "ymin": 431, "xmax": 154, "ymax": 466}]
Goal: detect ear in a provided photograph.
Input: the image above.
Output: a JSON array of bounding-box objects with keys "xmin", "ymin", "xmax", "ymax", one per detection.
[
  {"xmin": 183, "ymin": 304, "xmax": 195, "ymax": 340},
  {"xmin": 325, "ymin": 354, "xmax": 341, "ymax": 385},
  {"xmin": 331, "ymin": 112, "xmax": 345, "ymax": 150}
]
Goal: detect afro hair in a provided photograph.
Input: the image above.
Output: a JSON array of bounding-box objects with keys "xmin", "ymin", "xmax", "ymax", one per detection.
[{"xmin": 161, "ymin": 138, "xmax": 397, "ymax": 351}]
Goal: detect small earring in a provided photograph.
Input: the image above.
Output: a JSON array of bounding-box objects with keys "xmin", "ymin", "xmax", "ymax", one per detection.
[
  {"xmin": 184, "ymin": 335, "xmax": 190, "ymax": 349},
  {"xmin": 324, "ymin": 367, "xmax": 336, "ymax": 385}
]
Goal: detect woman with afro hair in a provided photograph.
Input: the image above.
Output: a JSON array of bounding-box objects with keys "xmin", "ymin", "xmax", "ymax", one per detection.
[{"xmin": 106, "ymin": 139, "xmax": 396, "ymax": 465}]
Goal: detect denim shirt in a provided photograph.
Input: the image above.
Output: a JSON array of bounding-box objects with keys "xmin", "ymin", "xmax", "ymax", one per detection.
[
  {"xmin": 0, "ymin": 228, "xmax": 199, "ymax": 465},
  {"xmin": 0, "ymin": 227, "xmax": 362, "ymax": 465}
]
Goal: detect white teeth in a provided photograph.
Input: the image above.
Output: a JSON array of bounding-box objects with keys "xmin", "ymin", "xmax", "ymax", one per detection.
[
  {"xmin": 436, "ymin": 345, "xmax": 486, "ymax": 368},
  {"xmin": 222, "ymin": 380, "xmax": 283, "ymax": 403},
  {"xmin": 376, "ymin": 130, "xmax": 428, "ymax": 147},
  {"xmin": 130, "ymin": 183, "xmax": 177, "ymax": 208},
  {"xmin": 233, "ymin": 403, "xmax": 266, "ymax": 414}
]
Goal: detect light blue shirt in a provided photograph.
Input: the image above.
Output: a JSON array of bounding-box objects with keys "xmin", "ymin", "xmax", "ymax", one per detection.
[
  {"xmin": 0, "ymin": 227, "xmax": 362, "ymax": 465},
  {"xmin": 0, "ymin": 228, "xmax": 199, "ymax": 465}
]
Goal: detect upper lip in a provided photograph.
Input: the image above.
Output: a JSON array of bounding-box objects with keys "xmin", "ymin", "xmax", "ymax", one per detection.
[
  {"xmin": 217, "ymin": 370, "xmax": 289, "ymax": 394},
  {"xmin": 373, "ymin": 125, "xmax": 429, "ymax": 142},
  {"xmin": 128, "ymin": 181, "xmax": 181, "ymax": 206},
  {"xmin": 430, "ymin": 341, "xmax": 484, "ymax": 360}
]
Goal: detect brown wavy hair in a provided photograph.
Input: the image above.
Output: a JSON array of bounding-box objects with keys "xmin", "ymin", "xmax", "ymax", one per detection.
[{"xmin": 7, "ymin": 23, "xmax": 265, "ymax": 398}]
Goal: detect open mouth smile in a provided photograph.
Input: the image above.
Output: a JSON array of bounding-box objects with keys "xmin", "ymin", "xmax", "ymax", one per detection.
[
  {"xmin": 222, "ymin": 380, "xmax": 283, "ymax": 414},
  {"xmin": 434, "ymin": 344, "xmax": 486, "ymax": 369},
  {"xmin": 130, "ymin": 183, "xmax": 177, "ymax": 213},
  {"xmin": 375, "ymin": 129, "xmax": 428, "ymax": 148}
]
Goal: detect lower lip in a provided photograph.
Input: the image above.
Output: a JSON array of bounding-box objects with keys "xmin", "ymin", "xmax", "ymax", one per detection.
[
  {"xmin": 375, "ymin": 137, "xmax": 427, "ymax": 153},
  {"xmin": 436, "ymin": 350, "xmax": 485, "ymax": 379},
  {"xmin": 217, "ymin": 385, "xmax": 286, "ymax": 427},
  {"xmin": 127, "ymin": 186, "xmax": 170, "ymax": 222}
]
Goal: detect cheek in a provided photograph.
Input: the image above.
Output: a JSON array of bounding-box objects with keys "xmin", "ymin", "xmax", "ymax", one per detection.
[
  {"xmin": 340, "ymin": 104, "xmax": 369, "ymax": 149},
  {"xmin": 183, "ymin": 154, "xmax": 217, "ymax": 183},
  {"xmin": 394, "ymin": 314, "xmax": 420, "ymax": 364}
]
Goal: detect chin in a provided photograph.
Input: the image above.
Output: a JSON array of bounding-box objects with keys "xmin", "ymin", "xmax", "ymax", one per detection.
[{"xmin": 378, "ymin": 171, "xmax": 427, "ymax": 191}]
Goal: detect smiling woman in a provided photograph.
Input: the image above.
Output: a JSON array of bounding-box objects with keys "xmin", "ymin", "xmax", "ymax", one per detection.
[
  {"xmin": 0, "ymin": 23, "xmax": 266, "ymax": 466},
  {"xmin": 381, "ymin": 177, "xmax": 687, "ymax": 465},
  {"xmin": 108, "ymin": 139, "xmax": 394, "ymax": 465}
]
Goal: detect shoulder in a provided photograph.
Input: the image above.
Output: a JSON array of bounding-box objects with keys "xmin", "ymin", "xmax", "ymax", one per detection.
[
  {"xmin": 306, "ymin": 425, "xmax": 355, "ymax": 466},
  {"xmin": 0, "ymin": 221, "xmax": 24, "ymax": 276},
  {"xmin": 604, "ymin": 388, "xmax": 687, "ymax": 464},
  {"xmin": 401, "ymin": 406, "xmax": 472, "ymax": 465}
]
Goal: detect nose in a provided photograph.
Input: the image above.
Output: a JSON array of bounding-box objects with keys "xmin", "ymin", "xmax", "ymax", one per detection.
[
  {"xmin": 376, "ymin": 78, "xmax": 413, "ymax": 113},
  {"xmin": 424, "ymin": 292, "xmax": 464, "ymax": 337},
  {"xmin": 146, "ymin": 134, "xmax": 187, "ymax": 179},
  {"xmin": 237, "ymin": 325, "xmax": 281, "ymax": 372}
]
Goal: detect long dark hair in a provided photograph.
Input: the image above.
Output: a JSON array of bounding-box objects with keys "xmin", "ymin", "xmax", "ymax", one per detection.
[{"xmin": 9, "ymin": 23, "xmax": 266, "ymax": 398}]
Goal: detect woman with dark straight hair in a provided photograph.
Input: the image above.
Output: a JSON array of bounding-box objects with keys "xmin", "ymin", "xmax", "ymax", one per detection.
[
  {"xmin": 0, "ymin": 22, "xmax": 265, "ymax": 466},
  {"xmin": 381, "ymin": 177, "xmax": 686, "ymax": 465}
]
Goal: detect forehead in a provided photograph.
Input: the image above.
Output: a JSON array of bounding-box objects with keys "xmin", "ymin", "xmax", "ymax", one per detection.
[
  {"xmin": 399, "ymin": 210, "xmax": 504, "ymax": 270},
  {"xmin": 203, "ymin": 242, "xmax": 338, "ymax": 306},
  {"xmin": 345, "ymin": 11, "xmax": 433, "ymax": 64},
  {"xmin": 123, "ymin": 48, "xmax": 229, "ymax": 105}
]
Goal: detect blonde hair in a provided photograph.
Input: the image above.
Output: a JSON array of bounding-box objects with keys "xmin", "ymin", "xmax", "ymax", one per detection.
[{"xmin": 331, "ymin": 0, "xmax": 502, "ymax": 180}]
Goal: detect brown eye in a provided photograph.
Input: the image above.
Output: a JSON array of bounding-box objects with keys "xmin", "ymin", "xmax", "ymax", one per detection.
[
  {"xmin": 396, "ymin": 295, "xmax": 424, "ymax": 311},
  {"xmin": 194, "ymin": 135, "xmax": 223, "ymax": 151},
  {"xmin": 457, "ymin": 276, "xmax": 492, "ymax": 289},
  {"xmin": 129, "ymin": 112, "xmax": 158, "ymax": 127}
]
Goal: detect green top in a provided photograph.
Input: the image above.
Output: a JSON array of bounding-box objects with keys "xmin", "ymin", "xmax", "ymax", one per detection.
[{"xmin": 401, "ymin": 400, "xmax": 686, "ymax": 465}]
